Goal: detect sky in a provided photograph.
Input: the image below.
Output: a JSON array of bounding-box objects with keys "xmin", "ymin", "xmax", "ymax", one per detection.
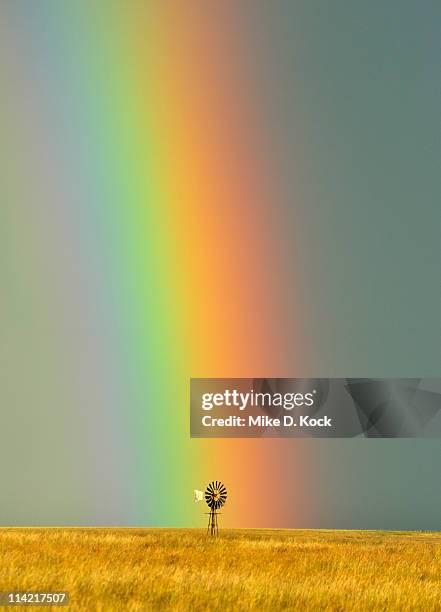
[{"xmin": 1, "ymin": 1, "xmax": 440, "ymax": 529}]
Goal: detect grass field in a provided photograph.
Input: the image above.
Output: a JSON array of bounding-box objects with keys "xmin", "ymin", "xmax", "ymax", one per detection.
[{"xmin": 0, "ymin": 528, "xmax": 440, "ymax": 610}]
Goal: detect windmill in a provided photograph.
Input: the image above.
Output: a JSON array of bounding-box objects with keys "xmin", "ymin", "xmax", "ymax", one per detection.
[{"xmin": 204, "ymin": 481, "xmax": 227, "ymax": 536}]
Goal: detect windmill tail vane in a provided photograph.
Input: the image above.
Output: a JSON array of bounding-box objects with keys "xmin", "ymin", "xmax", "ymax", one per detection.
[{"xmin": 194, "ymin": 489, "xmax": 203, "ymax": 503}]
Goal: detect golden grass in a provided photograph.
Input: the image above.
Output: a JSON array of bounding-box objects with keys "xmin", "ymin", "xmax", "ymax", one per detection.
[{"xmin": 0, "ymin": 528, "xmax": 440, "ymax": 610}]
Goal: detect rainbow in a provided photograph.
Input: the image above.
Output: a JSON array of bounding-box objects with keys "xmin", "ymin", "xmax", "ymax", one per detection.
[{"xmin": 2, "ymin": 2, "xmax": 310, "ymax": 527}]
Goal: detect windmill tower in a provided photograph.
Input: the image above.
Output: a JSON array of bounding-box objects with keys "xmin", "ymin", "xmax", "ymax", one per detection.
[{"xmin": 204, "ymin": 481, "xmax": 227, "ymax": 536}]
